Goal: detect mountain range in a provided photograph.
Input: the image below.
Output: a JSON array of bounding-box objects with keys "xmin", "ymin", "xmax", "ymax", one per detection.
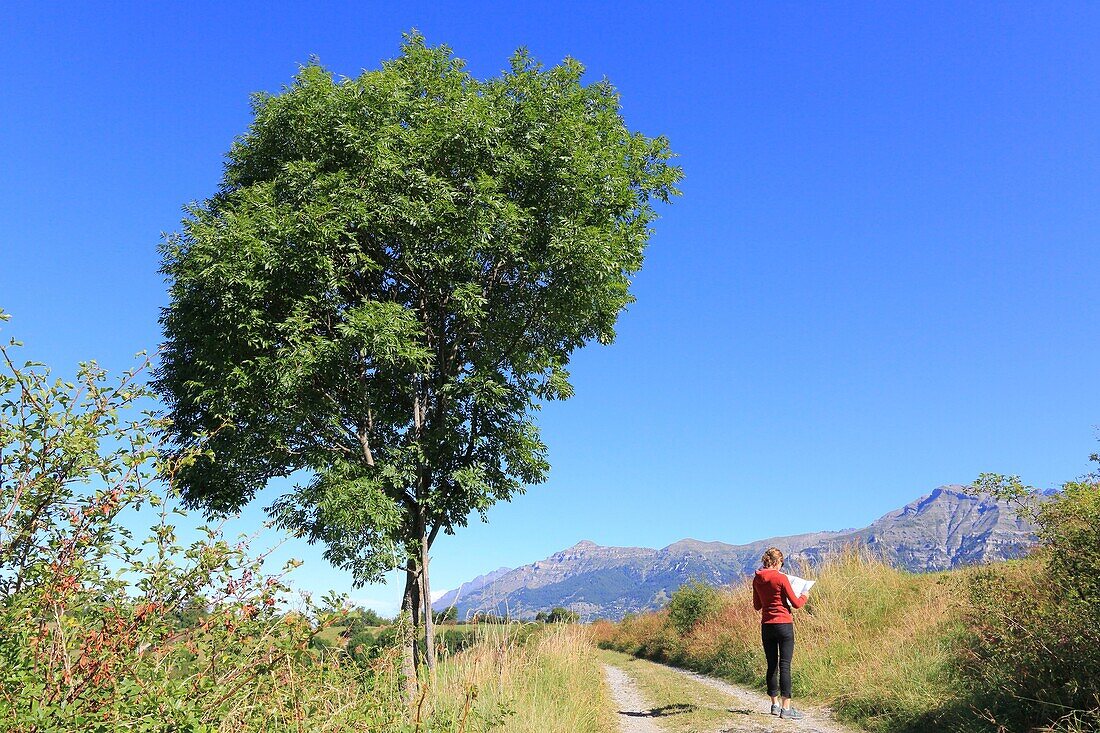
[{"xmin": 433, "ymin": 485, "xmax": 1038, "ymax": 621}]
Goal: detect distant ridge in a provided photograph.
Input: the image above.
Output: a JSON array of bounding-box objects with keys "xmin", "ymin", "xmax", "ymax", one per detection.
[
  {"xmin": 432, "ymin": 566, "xmax": 513, "ymax": 611},
  {"xmin": 433, "ymin": 485, "xmax": 1037, "ymax": 621}
]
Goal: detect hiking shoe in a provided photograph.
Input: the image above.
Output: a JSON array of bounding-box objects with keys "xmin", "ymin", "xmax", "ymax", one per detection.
[
  {"xmin": 771, "ymin": 703, "xmax": 781, "ymax": 716},
  {"xmin": 780, "ymin": 706, "xmax": 805, "ymax": 720}
]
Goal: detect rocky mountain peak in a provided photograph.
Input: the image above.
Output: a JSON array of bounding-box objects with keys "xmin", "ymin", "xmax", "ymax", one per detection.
[
  {"xmin": 549, "ymin": 540, "xmax": 600, "ymax": 560},
  {"xmin": 663, "ymin": 538, "xmax": 730, "ymax": 554},
  {"xmin": 894, "ymin": 484, "xmax": 979, "ymax": 516}
]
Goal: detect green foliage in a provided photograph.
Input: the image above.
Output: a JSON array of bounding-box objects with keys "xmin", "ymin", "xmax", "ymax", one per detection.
[
  {"xmin": 536, "ymin": 607, "xmax": 580, "ymax": 623},
  {"xmin": 1035, "ymin": 479, "xmax": 1100, "ymax": 605},
  {"xmin": 307, "ymin": 606, "xmax": 391, "ymax": 653},
  {"xmin": 435, "ymin": 627, "xmax": 478, "ymax": 657},
  {"xmin": 433, "ymin": 605, "xmax": 458, "ymax": 624},
  {"xmin": 155, "ymin": 33, "xmax": 682, "ymax": 595},
  {"xmin": 962, "ymin": 472, "xmax": 1100, "ymax": 731},
  {"xmin": 0, "ymin": 317, "xmax": 426, "ymax": 731},
  {"xmin": 354, "ymin": 606, "xmax": 392, "ymax": 628},
  {"xmin": 666, "ymin": 580, "xmax": 722, "ymax": 635},
  {"xmin": 347, "ymin": 626, "xmax": 401, "ymax": 665}
]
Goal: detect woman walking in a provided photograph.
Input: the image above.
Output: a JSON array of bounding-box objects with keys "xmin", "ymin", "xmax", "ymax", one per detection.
[{"xmin": 752, "ymin": 547, "xmax": 807, "ymax": 720}]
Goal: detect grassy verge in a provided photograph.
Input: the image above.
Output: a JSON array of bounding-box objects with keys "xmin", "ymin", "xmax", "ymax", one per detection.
[
  {"xmin": 426, "ymin": 624, "xmax": 616, "ymax": 733},
  {"xmin": 593, "ymin": 550, "xmax": 973, "ymax": 732}
]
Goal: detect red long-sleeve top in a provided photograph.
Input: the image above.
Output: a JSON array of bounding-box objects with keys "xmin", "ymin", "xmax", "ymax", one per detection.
[{"xmin": 752, "ymin": 567, "xmax": 806, "ymax": 624}]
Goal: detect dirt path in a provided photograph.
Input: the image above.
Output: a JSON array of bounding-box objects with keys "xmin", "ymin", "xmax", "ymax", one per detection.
[
  {"xmin": 603, "ymin": 662, "xmax": 665, "ymax": 733},
  {"xmin": 656, "ymin": 663, "xmax": 860, "ymax": 733},
  {"xmin": 602, "ymin": 654, "xmax": 862, "ymax": 733}
]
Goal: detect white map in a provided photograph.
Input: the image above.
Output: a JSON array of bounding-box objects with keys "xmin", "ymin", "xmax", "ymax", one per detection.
[{"xmin": 784, "ymin": 573, "xmax": 816, "ymax": 598}]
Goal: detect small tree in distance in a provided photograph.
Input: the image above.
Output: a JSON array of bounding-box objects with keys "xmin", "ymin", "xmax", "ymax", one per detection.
[
  {"xmin": 667, "ymin": 580, "xmax": 722, "ymax": 635},
  {"xmin": 156, "ymin": 34, "xmax": 680, "ymax": 679},
  {"xmin": 540, "ymin": 607, "xmax": 580, "ymax": 624},
  {"xmin": 433, "ymin": 606, "xmax": 458, "ymax": 625}
]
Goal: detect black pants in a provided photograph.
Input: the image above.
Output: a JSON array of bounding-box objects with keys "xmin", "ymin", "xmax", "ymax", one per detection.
[{"xmin": 761, "ymin": 622, "xmax": 795, "ymax": 698}]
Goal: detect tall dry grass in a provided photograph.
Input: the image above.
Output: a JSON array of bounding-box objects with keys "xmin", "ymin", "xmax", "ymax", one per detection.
[
  {"xmin": 424, "ymin": 623, "xmax": 614, "ymax": 733},
  {"xmin": 593, "ymin": 548, "xmax": 968, "ymax": 732}
]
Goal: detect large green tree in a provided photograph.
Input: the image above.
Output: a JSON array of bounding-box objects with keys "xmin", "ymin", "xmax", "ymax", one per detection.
[{"xmin": 156, "ymin": 35, "xmax": 680, "ymax": 674}]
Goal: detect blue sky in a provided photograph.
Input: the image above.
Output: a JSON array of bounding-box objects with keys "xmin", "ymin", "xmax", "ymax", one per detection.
[{"xmin": 2, "ymin": 2, "xmax": 1099, "ymax": 615}]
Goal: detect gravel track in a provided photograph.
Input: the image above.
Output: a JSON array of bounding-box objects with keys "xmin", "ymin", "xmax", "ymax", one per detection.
[
  {"xmin": 602, "ymin": 662, "xmax": 665, "ymax": 733},
  {"xmin": 603, "ymin": 659, "xmax": 862, "ymax": 733}
]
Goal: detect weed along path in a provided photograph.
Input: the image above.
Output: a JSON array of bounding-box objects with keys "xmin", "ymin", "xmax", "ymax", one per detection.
[{"xmin": 600, "ymin": 650, "xmax": 861, "ymax": 733}]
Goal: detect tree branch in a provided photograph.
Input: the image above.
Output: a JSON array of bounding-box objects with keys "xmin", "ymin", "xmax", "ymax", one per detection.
[{"xmin": 356, "ymin": 420, "xmax": 375, "ymax": 467}]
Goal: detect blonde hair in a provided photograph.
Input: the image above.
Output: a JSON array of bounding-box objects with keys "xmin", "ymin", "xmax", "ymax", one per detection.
[{"xmin": 761, "ymin": 547, "xmax": 784, "ymax": 569}]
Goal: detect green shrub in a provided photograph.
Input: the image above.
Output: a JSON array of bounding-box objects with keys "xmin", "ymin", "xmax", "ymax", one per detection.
[
  {"xmin": 961, "ymin": 474, "xmax": 1100, "ymax": 731},
  {"xmin": 0, "ymin": 318, "xmax": 439, "ymax": 731},
  {"xmin": 343, "ymin": 607, "xmax": 390, "ymax": 633},
  {"xmin": 433, "ymin": 606, "xmax": 458, "ymax": 624},
  {"xmin": 345, "ymin": 626, "xmax": 402, "ymax": 665},
  {"xmin": 436, "ymin": 627, "xmax": 477, "ymax": 656},
  {"xmin": 667, "ymin": 580, "xmax": 722, "ymax": 635}
]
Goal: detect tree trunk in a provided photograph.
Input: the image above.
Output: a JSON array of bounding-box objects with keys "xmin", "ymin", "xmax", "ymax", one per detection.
[
  {"xmin": 412, "ymin": 385, "xmax": 436, "ymax": 670},
  {"xmin": 418, "ymin": 514, "xmax": 436, "ymax": 671},
  {"xmin": 401, "ymin": 558, "xmax": 419, "ymax": 703}
]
